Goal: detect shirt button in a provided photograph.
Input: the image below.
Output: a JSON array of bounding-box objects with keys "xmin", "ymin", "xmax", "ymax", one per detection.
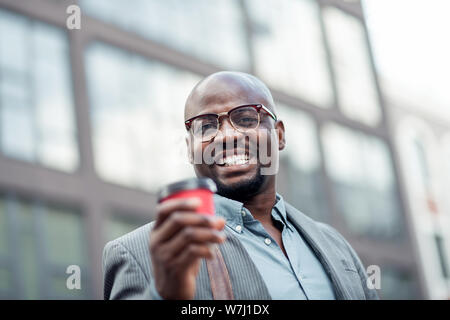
[
  {"xmin": 264, "ymin": 238, "xmax": 271, "ymax": 245},
  {"xmin": 235, "ymin": 225, "xmax": 242, "ymax": 233},
  {"xmin": 241, "ymin": 209, "xmax": 246, "ymax": 217}
]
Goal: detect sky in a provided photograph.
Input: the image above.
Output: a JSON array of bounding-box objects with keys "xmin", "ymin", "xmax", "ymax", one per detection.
[{"xmin": 363, "ymin": 0, "xmax": 450, "ymax": 121}]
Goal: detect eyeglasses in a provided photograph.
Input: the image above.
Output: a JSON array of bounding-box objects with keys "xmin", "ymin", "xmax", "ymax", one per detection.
[{"xmin": 185, "ymin": 104, "xmax": 277, "ymax": 142}]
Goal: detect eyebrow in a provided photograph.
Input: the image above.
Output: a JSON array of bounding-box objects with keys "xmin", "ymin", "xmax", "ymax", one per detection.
[
  {"xmin": 189, "ymin": 103, "xmax": 255, "ymax": 119},
  {"xmin": 193, "ymin": 111, "xmax": 219, "ymax": 117}
]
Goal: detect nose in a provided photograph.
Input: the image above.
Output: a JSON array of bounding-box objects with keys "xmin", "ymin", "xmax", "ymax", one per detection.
[
  {"xmin": 215, "ymin": 116, "xmax": 241, "ymax": 143},
  {"xmin": 218, "ymin": 116, "xmax": 234, "ymax": 132}
]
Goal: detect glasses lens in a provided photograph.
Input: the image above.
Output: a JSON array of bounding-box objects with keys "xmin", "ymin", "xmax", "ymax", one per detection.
[
  {"xmin": 191, "ymin": 115, "xmax": 218, "ymax": 141},
  {"xmin": 230, "ymin": 106, "xmax": 259, "ymax": 130}
]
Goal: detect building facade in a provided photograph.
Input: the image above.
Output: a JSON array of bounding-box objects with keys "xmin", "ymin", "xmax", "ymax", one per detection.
[{"xmin": 0, "ymin": 0, "xmax": 447, "ymax": 299}]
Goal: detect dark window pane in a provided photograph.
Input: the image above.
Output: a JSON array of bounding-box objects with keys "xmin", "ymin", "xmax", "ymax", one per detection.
[
  {"xmin": 106, "ymin": 214, "xmax": 147, "ymax": 242},
  {"xmin": 434, "ymin": 234, "xmax": 449, "ymax": 279},
  {"xmin": 322, "ymin": 123, "xmax": 404, "ymax": 238},
  {"xmin": 0, "ymin": 195, "xmax": 89, "ymax": 299},
  {"xmin": 277, "ymin": 104, "xmax": 329, "ymax": 222},
  {"xmin": 44, "ymin": 207, "xmax": 86, "ymax": 266},
  {"xmin": 16, "ymin": 202, "xmax": 39, "ymax": 299},
  {"xmin": 0, "ymin": 199, "xmax": 7, "ymax": 256},
  {"xmin": 48, "ymin": 275, "xmax": 88, "ymax": 300},
  {"xmin": 0, "ymin": 268, "xmax": 10, "ymax": 293},
  {"xmin": 380, "ymin": 266, "xmax": 417, "ymax": 299}
]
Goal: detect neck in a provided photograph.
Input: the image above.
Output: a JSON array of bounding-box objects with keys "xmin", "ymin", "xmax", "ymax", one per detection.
[{"xmin": 242, "ymin": 177, "xmax": 277, "ymax": 224}]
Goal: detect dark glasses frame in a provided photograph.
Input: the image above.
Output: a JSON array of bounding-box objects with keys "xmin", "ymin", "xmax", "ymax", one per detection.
[{"xmin": 184, "ymin": 104, "xmax": 277, "ymax": 135}]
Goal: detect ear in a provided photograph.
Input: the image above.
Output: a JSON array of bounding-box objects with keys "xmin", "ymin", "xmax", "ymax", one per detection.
[
  {"xmin": 185, "ymin": 134, "xmax": 194, "ymax": 164},
  {"xmin": 275, "ymin": 120, "xmax": 286, "ymax": 151}
]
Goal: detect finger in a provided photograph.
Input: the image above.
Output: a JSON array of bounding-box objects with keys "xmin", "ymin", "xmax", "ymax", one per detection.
[
  {"xmin": 213, "ymin": 217, "xmax": 226, "ymax": 231},
  {"xmin": 173, "ymin": 244, "xmax": 214, "ymax": 268},
  {"xmin": 151, "ymin": 213, "xmax": 219, "ymax": 246},
  {"xmin": 162, "ymin": 227, "xmax": 226, "ymax": 259},
  {"xmin": 154, "ymin": 197, "xmax": 201, "ymax": 228}
]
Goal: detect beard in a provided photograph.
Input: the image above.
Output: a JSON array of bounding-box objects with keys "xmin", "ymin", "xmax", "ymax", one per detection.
[{"xmin": 213, "ymin": 165, "xmax": 267, "ymax": 202}]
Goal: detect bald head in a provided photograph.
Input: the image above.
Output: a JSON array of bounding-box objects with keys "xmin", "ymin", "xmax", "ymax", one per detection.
[
  {"xmin": 184, "ymin": 71, "xmax": 276, "ymax": 120},
  {"xmin": 183, "ymin": 71, "xmax": 286, "ymax": 200}
]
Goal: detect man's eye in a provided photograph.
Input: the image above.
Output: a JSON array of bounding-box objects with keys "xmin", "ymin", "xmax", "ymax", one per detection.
[
  {"xmin": 237, "ymin": 117, "xmax": 257, "ymax": 126},
  {"xmin": 202, "ymin": 124, "xmax": 215, "ymax": 131}
]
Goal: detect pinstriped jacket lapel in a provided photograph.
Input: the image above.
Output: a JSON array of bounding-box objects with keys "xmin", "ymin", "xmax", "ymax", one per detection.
[
  {"xmin": 194, "ymin": 227, "xmax": 272, "ymax": 300},
  {"xmin": 284, "ymin": 202, "xmax": 351, "ymax": 299},
  {"xmin": 193, "ymin": 201, "xmax": 353, "ymax": 300}
]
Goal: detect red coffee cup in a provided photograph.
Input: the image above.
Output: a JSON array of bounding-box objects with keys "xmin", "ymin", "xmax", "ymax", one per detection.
[{"xmin": 157, "ymin": 178, "xmax": 217, "ymax": 216}]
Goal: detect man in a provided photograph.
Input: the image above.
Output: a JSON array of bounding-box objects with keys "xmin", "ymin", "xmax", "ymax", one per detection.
[{"xmin": 103, "ymin": 71, "xmax": 379, "ymax": 300}]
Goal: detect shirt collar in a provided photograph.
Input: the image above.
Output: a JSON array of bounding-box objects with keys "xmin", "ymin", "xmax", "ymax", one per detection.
[
  {"xmin": 213, "ymin": 193, "xmax": 245, "ymax": 230},
  {"xmin": 213, "ymin": 192, "xmax": 292, "ymax": 231}
]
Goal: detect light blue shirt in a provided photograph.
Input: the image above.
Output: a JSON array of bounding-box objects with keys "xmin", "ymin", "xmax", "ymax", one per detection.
[{"xmin": 214, "ymin": 193, "xmax": 336, "ymax": 300}]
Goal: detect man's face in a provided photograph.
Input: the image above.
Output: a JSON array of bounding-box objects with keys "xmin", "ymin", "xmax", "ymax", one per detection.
[{"xmin": 184, "ymin": 74, "xmax": 285, "ymax": 201}]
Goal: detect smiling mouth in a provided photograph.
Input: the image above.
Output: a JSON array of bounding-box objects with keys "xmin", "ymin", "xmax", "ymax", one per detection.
[{"xmin": 216, "ymin": 154, "xmax": 250, "ymax": 167}]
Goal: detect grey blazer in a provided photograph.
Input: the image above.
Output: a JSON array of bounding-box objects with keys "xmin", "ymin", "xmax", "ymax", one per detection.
[{"xmin": 103, "ymin": 201, "xmax": 379, "ymax": 300}]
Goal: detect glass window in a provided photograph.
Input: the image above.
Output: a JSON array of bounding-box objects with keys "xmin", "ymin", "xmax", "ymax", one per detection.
[
  {"xmin": 380, "ymin": 266, "xmax": 417, "ymax": 299},
  {"xmin": 0, "ymin": 268, "xmax": 10, "ymax": 293},
  {"xmin": 106, "ymin": 214, "xmax": 148, "ymax": 243},
  {"xmin": 247, "ymin": 0, "xmax": 333, "ymax": 108},
  {"xmin": 322, "ymin": 123, "xmax": 404, "ymax": 238},
  {"xmin": 0, "ymin": 198, "xmax": 7, "ymax": 256},
  {"xmin": 80, "ymin": 0, "xmax": 249, "ymax": 70},
  {"xmin": 16, "ymin": 201, "xmax": 39, "ymax": 299},
  {"xmin": 1, "ymin": 99, "xmax": 35, "ymax": 161},
  {"xmin": 49, "ymin": 276, "xmax": 87, "ymax": 299},
  {"xmin": 0, "ymin": 10, "xmax": 28, "ymax": 73},
  {"xmin": 0, "ymin": 195, "xmax": 89, "ymax": 299},
  {"xmin": 85, "ymin": 42, "xmax": 199, "ymax": 192},
  {"xmin": 43, "ymin": 205, "xmax": 89, "ymax": 299},
  {"xmin": 323, "ymin": 7, "xmax": 382, "ymax": 126},
  {"xmin": 276, "ymin": 104, "xmax": 329, "ymax": 222},
  {"xmin": 434, "ymin": 234, "xmax": 449, "ymax": 279},
  {"xmin": 442, "ymin": 133, "xmax": 450, "ymax": 216},
  {"xmin": 396, "ymin": 120, "xmax": 440, "ymax": 218},
  {"xmin": 0, "ymin": 9, "xmax": 78, "ymax": 171},
  {"xmin": 413, "ymin": 139, "xmax": 431, "ymax": 190},
  {"xmin": 363, "ymin": 0, "xmax": 450, "ymax": 122},
  {"xmin": 44, "ymin": 207, "xmax": 87, "ymax": 266}
]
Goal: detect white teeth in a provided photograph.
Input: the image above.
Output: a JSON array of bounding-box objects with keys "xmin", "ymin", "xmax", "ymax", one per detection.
[{"xmin": 221, "ymin": 155, "xmax": 249, "ymax": 166}]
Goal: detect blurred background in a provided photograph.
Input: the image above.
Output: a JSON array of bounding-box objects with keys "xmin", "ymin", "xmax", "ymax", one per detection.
[{"xmin": 0, "ymin": 0, "xmax": 448, "ymax": 299}]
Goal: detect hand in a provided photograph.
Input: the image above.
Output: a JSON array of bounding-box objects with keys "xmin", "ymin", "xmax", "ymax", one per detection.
[{"xmin": 149, "ymin": 197, "xmax": 226, "ymax": 300}]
